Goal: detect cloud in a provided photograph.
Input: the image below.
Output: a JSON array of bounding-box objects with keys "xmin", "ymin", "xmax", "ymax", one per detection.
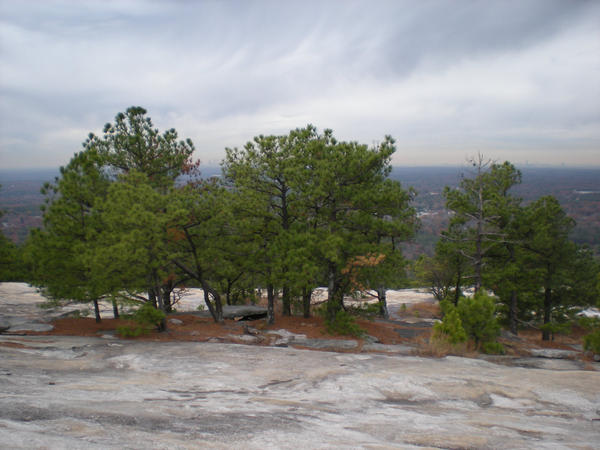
[{"xmin": 0, "ymin": 0, "xmax": 599, "ymax": 168}]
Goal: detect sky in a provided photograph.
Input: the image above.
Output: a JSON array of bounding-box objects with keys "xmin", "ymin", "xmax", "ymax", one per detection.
[{"xmin": 1, "ymin": 0, "xmax": 599, "ymax": 169}]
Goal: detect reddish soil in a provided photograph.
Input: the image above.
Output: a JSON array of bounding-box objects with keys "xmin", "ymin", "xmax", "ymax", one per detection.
[
  {"xmin": 17, "ymin": 300, "xmax": 588, "ymax": 359},
  {"xmin": 26, "ymin": 313, "xmax": 415, "ymax": 347}
]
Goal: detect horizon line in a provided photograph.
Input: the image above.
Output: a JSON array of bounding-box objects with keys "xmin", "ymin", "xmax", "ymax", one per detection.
[{"xmin": 2, "ymin": 163, "xmax": 600, "ymax": 172}]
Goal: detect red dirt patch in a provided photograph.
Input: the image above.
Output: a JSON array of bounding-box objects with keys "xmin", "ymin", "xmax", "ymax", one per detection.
[
  {"xmin": 20, "ymin": 309, "xmax": 588, "ymax": 359},
  {"xmin": 26, "ymin": 313, "xmax": 425, "ymax": 347}
]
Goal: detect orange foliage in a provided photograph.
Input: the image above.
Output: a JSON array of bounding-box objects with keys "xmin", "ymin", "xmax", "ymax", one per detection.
[
  {"xmin": 342, "ymin": 253, "xmax": 386, "ymax": 291},
  {"xmin": 166, "ymin": 227, "xmax": 186, "ymax": 242}
]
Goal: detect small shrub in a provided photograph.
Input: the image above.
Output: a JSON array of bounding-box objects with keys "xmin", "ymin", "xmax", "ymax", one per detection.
[
  {"xmin": 432, "ymin": 308, "xmax": 467, "ymax": 344},
  {"xmin": 116, "ymin": 325, "xmax": 146, "ymax": 338},
  {"xmin": 349, "ymin": 302, "xmax": 380, "ymax": 320},
  {"xmin": 540, "ymin": 321, "xmax": 572, "ymax": 341},
  {"xmin": 435, "ymin": 292, "xmax": 502, "ymax": 353},
  {"xmin": 456, "ymin": 292, "xmax": 500, "ymax": 346},
  {"xmin": 421, "ymin": 336, "xmax": 466, "ymax": 357},
  {"xmin": 313, "ymin": 303, "xmax": 328, "ymax": 318},
  {"xmin": 481, "ymin": 341, "xmax": 505, "ymax": 355},
  {"xmin": 325, "ymin": 310, "xmax": 364, "ymax": 337},
  {"xmin": 578, "ymin": 316, "xmax": 600, "ymax": 331},
  {"xmin": 583, "ymin": 328, "xmax": 600, "ymax": 354},
  {"xmin": 439, "ymin": 299, "xmax": 454, "ymax": 317},
  {"xmin": 116, "ymin": 303, "xmax": 165, "ymax": 338},
  {"xmin": 134, "ymin": 303, "xmax": 166, "ymax": 328}
]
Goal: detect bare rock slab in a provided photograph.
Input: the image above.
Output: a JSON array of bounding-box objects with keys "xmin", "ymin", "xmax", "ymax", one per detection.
[{"xmin": 1, "ymin": 336, "xmax": 598, "ymax": 449}]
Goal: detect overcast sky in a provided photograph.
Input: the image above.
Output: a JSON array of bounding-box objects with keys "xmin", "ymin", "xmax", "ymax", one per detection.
[{"xmin": 1, "ymin": 0, "xmax": 599, "ymax": 169}]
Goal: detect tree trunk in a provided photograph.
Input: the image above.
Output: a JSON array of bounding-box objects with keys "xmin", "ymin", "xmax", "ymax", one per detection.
[
  {"xmin": 282, "ymin": 285, "xmax": 291, "ymax": 316},
  {"xmin": 377, "ymin": 286, "xmax": 389, "ymax": 319},
  {"xmin": 473, "ymin": 166, "xmax": 485, "ymax": 293},
  {"xmin": 542, "ymin": 286, "xmax": 552, "ymax": 341},
  {"xmin": 93, "ymin": 299, "xmax": 101, "ymax": 323},
  {"xmin": 509, "ymin": 290, "xmax": 518, "ymax": 335},
  {"xmin": 148, "ymin": 288, "xmax": 157, "ymax": 308},
  {"xmin": 267, "ymin": 284, "xmax": 275, "ymax": 325},
  {"xmin": 326, "ymin": 263, "xmax": 342, "ymax": 321},
  {"xmin": 112, "ymin": 299, "xmax": 119, "ymax": 319},
  {"xmin": 302, "ymin": 287, "xmax": 312, "ymax": 318},
  {"xmin": 507, "ymin": 246, "xmax": 517, "ymax": 335},
  {"xmin": 171, "ymin": 259, "xmax": 223, "ymax": 323},
  {"xmin": 226, "ymin": 280, "xmax": 232, "ymax": 306},
  {"xmin": 202, "ymin": 288, "xmax": 218, "ymax": 321},
  {"xmin": 213, "ymin": 287, "xmax": 223, "ymax": 323},
  {"xmin": 474, "ymin": 212, "xmax": 483, "ymax": 292},
  {"xmin": 155, "ymin": 287, "xmax": 167, "ymax": 332},
  {"xmin": 202, "ymin": 283, "xmax": 223, "ymax": 323},
  {"xmin": 162, "ymin": 287, "xmax": 172, "ymax": 314},
  {"xmin": 453, "ymin": 267, "xmax": 462, "ymax": 305}
]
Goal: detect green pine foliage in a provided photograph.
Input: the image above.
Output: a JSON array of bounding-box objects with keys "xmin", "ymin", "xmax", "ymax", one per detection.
[
  {"xmin": 325, "ymin": 310, "xmax": 365, "ymax": 338},
  {"xmin": 117, "ymin": 303, "xmax": 166, "ymax": 338},
  {"xmin": 0, "ymin": 234, "xmax": 26, "ymax": 281},
  {"xmin": 22, "ymin": 107, "xmax": 597, "ymax": 341},
  {"xmin": 432, "ymin": 307, "xmax": 467, "ymax": 344},
  {"xmin": 456, "ymin": 292, "xmax": 501, "ymax": 347},
  {"xmin": 434, "ymin": 293, "xmax": 503, "ymax": 353},
  {"xmin": 580, "ymin": 317, "xmax": 600, "ymax": 355},
  {"xmin": 583, "ymin": 329, "xmax": 600, "ymax": 354}
]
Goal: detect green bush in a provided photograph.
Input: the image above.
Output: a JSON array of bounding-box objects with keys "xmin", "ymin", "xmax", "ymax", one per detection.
[
  {"xmin": 540, "ymin": 321, "xmax": 572, "ymax": 341},
  {"xmin": 116, "ymin": 303, "xmax": 165, "ymax": 338},
  {"xmin": 439, "ymin": 299, "xmax": 454, "ymax": 317},
  {"xmin": 432, "ymin": 308, "xmax": 467, "ymax": 344},
  {"xmin": 325, "ymin": 310, "xmax": 364, "ymax": 337},
  {"xmin": 116, "ymin": 325, "xmax": 146, "ymax": 338},
  {"xmin": 435, "ymin": 292, "xmax": 502, "ymax": 352},
  {"xmin": 481, "ymin": 341, "xmax": 505, "ymax": 355},
  {"xmin": 348, "ymin": 302, "xmax": 380, "ymax": 319},
  {"xmin": 456, "ymin": 292, "xmax": 500, "ymax": 346},
  {"xmin": 134, "ymin": 303, "xmax": 166, "ymax": 327},
  {"xmin": 583, "ymin": 328, "xmax": 600, "ymax": 354},
  {"xmin": 578, "ymin": 316, "xmax": 600, "ymax": 331}
]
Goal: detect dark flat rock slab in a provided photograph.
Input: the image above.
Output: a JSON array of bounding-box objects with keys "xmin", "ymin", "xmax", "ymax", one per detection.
[
  {"xmin": 0, "ymin": 320, "xmax": 10, "ymax": 333},
  {"xmin": 529, "ymin": 348, "xmax": 578, "ymax": 359},
  {"xmin": 511, "ymin": 357, "xmax": 586, "ymax": 371},
  {"xmin": 186, "ymin": 305, "xmax": 267, "ymax": 320},
  {"xmin": 389, "ymin": 320, "xmax": 436, "ymax": 328},
  {"xmin": 362, "ymin": 343, "xmax": 415, "ymax": 354},
  {"xmin": 292, "ymin": 337, "xmax": 359, "ymax": 351},
  {"xmin": 393, "ymin": 327, "xmax": 429, "ymax": 338},
  {"xmin": 5, "ymin": 322, "xmax": 54, "ymax": 332}
]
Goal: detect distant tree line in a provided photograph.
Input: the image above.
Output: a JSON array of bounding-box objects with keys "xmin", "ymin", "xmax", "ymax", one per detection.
[{"xmin": 0, "ymin": 107, "xmax": 598, "ymax": 343}]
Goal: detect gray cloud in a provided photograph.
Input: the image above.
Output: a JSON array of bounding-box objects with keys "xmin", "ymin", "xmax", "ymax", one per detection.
[{"xmin": 1, "ymin": 0, "xmax": 599, "ymax": 168}]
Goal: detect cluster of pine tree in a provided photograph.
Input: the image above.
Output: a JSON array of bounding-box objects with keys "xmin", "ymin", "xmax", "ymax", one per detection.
[
  {"xmin": 6, "ymin": 107, "xmax": 417, "ymax": 328},
  {"xmin": 1, "ymin": 107, "xmax": 598, "ymax": 344},
  {"xmin": 415, "ymin": 155, "xmax": 599, "ymax": 342}
]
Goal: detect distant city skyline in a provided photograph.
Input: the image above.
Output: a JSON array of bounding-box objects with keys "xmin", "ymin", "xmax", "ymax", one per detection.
[{"xmin": 1, "ymin": 0, "xmax": 599, "ymax": 169}]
